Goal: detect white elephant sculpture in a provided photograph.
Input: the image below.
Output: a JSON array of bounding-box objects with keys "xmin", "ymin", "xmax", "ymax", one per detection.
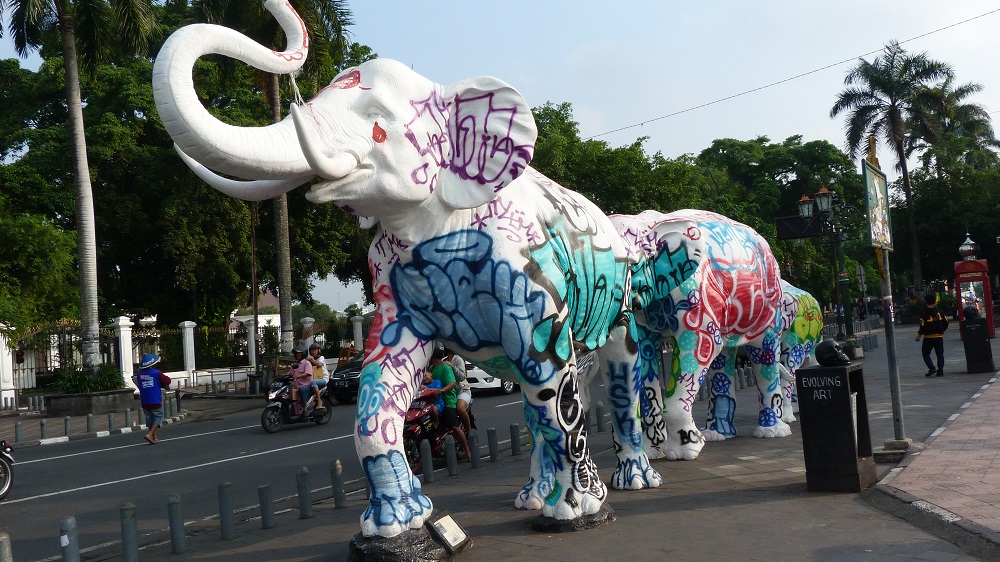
[
  {"xmin": 607, "ymin": 209, "xmax": 785, "ymax": 462},
  {"xmin": 152, "ymin": 0, "xmax": 648, "ymax": 542}
]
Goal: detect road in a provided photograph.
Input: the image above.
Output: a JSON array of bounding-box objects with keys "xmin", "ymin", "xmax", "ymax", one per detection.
[{"xmin": 0, "ymin": 386, "xmax": 541, "ymax": 561}]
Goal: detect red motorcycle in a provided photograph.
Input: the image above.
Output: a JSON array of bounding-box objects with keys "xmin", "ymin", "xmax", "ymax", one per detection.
[
  {"xmin": 0, "ymin": 439, "xmax": 13, "ymax": 501},
  {"xmin": 402, "ymin": 387, "xmax": 475, "ymax": 472}
]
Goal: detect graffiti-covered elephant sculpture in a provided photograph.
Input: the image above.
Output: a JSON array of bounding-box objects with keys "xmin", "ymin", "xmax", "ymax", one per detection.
[
  {"xmin": 608, "ymin": 209, "xmax": 784, "ymax": 462},
  {"xmin": 699, "ymin": 280, "xmax": 822, "ymax": 440},
  {"xmin": 152, "ymin": 0, "xmax": 642, "ymax": 542}
]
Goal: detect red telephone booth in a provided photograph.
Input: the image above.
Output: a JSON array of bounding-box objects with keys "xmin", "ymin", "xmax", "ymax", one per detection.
[{"xmin": 954, "ymin": 236, "xmax": 995, "ymax": 339}]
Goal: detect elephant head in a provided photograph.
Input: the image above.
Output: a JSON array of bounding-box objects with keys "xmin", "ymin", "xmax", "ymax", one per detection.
[{"xmin": 152, "ymin": 0, "xmax": 537, "ymax": 225}]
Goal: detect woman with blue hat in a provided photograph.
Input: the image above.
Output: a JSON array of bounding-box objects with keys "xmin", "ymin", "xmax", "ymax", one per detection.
[{"xmin": 135, "ymin": 353, "xmax": 172, "ymax": 444}]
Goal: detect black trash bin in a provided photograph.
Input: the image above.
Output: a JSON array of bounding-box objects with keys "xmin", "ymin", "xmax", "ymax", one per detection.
[
  {"xmin": 794, "ymin": 361, "xmax": 877, "ymax": 493},
  {"xmin": 960, "ymin": 317, "xmax": 995, "ymax": 374}
]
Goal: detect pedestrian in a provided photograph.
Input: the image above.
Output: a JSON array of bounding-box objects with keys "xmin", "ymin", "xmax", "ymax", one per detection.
[
  {"xmin": 134, "ymin": 353, "xmax": 172, "ymax": 444},
  {"xmin": 915, "ymin": 293, "xmax": 949, "ymax": 377}
]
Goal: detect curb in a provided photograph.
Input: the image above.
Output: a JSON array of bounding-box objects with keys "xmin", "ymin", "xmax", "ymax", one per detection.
[{"xmin": 9, "ymin": 411, "xmax": 189, "ymax": 449}]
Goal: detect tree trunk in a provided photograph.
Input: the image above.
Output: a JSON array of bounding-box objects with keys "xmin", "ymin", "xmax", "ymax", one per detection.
[
  {"xmin": 269, "ymin": 73, "xmax": 294, "ymax": 353},
  {"xmin": 60, "ymin": 15, "xmax": 100, "ymax": 370},
  {"xmin": 897, "ymin": 143, "xmax": 923, "ymax": 290}
]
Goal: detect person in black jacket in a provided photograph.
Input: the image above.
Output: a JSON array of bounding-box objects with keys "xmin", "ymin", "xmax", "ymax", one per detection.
[{"xmin": 915, "ymin": 293, "xmax": 949, "ymax": 377}]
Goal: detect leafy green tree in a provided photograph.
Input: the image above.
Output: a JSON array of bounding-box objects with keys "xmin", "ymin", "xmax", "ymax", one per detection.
[
  {"xmin": 0, "ymin": 0, "xmax": 156, "ymax": 368},
  {"xmin": 907, "ymin": 75, "xmax": 998, "ymax": 175},
  {"xmin": 830, "ymin": 41, "xmax": 952, "ymax": 290}
]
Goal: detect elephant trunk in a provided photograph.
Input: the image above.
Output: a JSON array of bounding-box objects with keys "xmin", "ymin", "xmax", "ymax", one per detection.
[{"xmin": 152, "ymin": 0, "xmax": 312, "ymax": 182}]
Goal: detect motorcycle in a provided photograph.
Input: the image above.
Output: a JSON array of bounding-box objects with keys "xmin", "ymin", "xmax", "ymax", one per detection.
[
  {"xmin": 0, "ymin": 439, "xmax": 12, "ymax": 501},
  {"xmin": 261, "ymin": 374, "xmax": 333, "ymax": 433},
  {"xmin": 402, "ymin": 387, "xmax": 476, "ymax": 472}
]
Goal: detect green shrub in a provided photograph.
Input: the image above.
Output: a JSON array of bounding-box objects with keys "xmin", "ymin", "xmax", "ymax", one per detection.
[{"xmin": 55, "ymin": 364, "xmax": 126, "ymax": 394}]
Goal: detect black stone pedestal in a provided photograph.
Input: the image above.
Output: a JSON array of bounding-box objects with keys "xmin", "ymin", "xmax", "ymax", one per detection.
[
  {"xmin": 532, "ymin": 503, "xmax": 616, "ymax": 532},
  {"xmin": 795, "ymin": 361, "xmax": 877, "ymax": 493}
]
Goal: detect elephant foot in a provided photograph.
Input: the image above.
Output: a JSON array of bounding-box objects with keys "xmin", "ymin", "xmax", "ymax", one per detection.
[
  {"xmin": 645, "ymin": 443, "xmax": 668, "ymax": 460},
  {"xmin": 611, "ymin": 454, "xmax": 663, "ymax": 490},
  {"xmin": 753, "ymin": 420, "xmax": 792, "ymax": 438},
  {"xmin": 664, "ymin": 426, "xmax": 706, "ymax": 460},
  {"xmin": 514, "ymin": 477, "xmax": 545, "ymax": 510},
  {"xmin": 532, "ymin": 502, "xmax": 616, "ymax": 532},
  {"xmin": 702, "ymin": 427, "xmax": 734, "ymax": 442},
  {"xmin": 541, "ymin": 479, "xmax": 608, "ymax": 521},
  {"xmin": 359, "ymin": 451, "xmax": 434, "ymax": 537},
  {"xmin": 780, "ymin": 412, "xmax": 797, "ymax": 424}
]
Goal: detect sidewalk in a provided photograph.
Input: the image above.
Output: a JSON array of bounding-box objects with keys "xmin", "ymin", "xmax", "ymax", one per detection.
[{"xmin": 10, "ymin": 321, "xmax": 1000, "ymax": 561}]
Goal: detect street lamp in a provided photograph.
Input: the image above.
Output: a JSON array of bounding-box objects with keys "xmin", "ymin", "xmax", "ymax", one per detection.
[{"xmin": 797, "ymin": 186, "xmax": 854, "ymax": 343}]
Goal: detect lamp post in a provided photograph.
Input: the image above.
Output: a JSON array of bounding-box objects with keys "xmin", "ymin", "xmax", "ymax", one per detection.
[{"xmin": 797, "ymin": 187, "xmax": 855, "ymax": 344}]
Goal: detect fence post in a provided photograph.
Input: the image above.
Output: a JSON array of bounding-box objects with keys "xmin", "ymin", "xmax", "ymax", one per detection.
[
  {"xmin": 120, "ymin": 502, "xmax": 138, "ymax": 562},
  {"xmin": 167, "ymin": 494, "xmax": 185, "ymax": 553},
  {"xmin": 179, "ymin": 321, "xmax": 197, "ymax": 382},
  {"xmin": 60, "ymin": 516, "xmax": 80, "ymax": 562},
  {"xmin": 297, "ymin": 466, "xmax": 313, "ymax": 519},
  {"xmin": 113, "ymin": 317, "xmax": 137, "ymax": 391},
  {"xmin": 218, "ymin": 481, "xmax": 234, "ymax": 539},
  {"xmin": 351, "ymin": 316, "xmax": 364, "ymax": 349}
]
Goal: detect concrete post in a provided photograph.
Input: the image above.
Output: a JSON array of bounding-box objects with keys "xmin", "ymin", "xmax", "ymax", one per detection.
[
  {"xmin": 241, "ymin": 317, "xmax": 257, "ymax": 373},
  {"xmin": 300, "ymin": 317, "xmax": 316, "ymax": 347},
  {"xmin": 0, "ymin": 331, "xmax": 14, "ymax": 409},
  {"xmin": 351, "ymin": 316, "xmax": 364, "ymax": 350},
  {"xmin": 112, "ymin": 317, "xmax": 136, "ymax": 390},
  {"xmin": 179, "ymin": 321, "xmax": 197, "ymax": 382}
]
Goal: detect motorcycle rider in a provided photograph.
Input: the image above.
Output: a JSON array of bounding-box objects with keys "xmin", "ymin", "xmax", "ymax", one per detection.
[
  {"xmin": 288, "ymin": 345, "xmax": 313, "ymax": 414},
  {"xmin": 305, "ymin": 343, "xmax": 327, "ymax": 409},
  {"xmin": 419, "ymin": 369, "xmax": 444, "ymax": 428},
  {"xmin": 429, "ymin": 344, "xmax": 471, "ymax": 460}
]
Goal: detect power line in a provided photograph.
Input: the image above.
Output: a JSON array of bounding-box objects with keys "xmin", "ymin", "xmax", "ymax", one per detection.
[{"xmin": 585, "ymin": 8, "xmax": 1000, "ymax": 141}]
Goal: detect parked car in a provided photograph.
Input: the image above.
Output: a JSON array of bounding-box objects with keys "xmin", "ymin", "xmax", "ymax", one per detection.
[
  {"xmin": 329, "ymin": 353, "xmax": 364, "ymax": 404},
  {"xmin": 465, "ymin": 361, "xmax": 517, "ymax": 395}
]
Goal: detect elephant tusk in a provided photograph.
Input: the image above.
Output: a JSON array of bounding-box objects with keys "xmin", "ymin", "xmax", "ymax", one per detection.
[
  {"xmin": 175, "ymin": 145, "xmax": 312, "ymax": 201},
  {"xmin": 291, "ymin": 104, "xmax": 359, "ymax": 180}
]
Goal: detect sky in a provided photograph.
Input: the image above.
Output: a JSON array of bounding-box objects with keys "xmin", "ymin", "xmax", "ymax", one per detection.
[{"xmin": 3, "ymin": 1, "xmax": 999, "ymax": 311}]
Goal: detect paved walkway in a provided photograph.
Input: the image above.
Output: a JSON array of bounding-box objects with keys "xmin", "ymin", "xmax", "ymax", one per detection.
[{"xmin": 4, "ymin": 320, "xmax": 1000, "ymax": 560}]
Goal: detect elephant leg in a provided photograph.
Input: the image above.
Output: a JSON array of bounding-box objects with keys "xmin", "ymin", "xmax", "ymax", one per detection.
[
  {"xmin": 749, "ymin": 332, "xmax": 791, "ymax": 438},
  {"xmin": 778, "ymin": 363, "xmax": 797, "ymax": 423},
  {"xmin": 518, "ymin": 347, "xmax": 607, "ymax": 520},
  {"xmin": 662, "ymin": 328, "xmax": 716, "ymax": 461},
  {"xmin": 356, "ymin": 343, "xmax": 434, "ymax": 538},
  {"xmin": 599, "ymin": 317, "xmax": 662, "ymax": 490},
  {"xmin": 703, "ymin": 347, "xmax": 738, "ymax": 441}
]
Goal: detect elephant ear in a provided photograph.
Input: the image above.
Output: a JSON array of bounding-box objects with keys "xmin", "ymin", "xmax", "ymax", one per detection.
[{"xmin": 436, "ymin": 76, "xmax": 537, "ymax": 210}]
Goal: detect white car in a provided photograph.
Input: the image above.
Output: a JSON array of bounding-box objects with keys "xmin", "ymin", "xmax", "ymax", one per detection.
[{"xmin": 465, "ymin": 361, "xmax": 518, "ymax": 395}]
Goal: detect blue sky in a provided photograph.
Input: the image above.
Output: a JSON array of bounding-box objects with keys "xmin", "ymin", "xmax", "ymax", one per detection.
[{"xmin": 3, "ymin": 1, "xmax": 999, "ymax": 310}]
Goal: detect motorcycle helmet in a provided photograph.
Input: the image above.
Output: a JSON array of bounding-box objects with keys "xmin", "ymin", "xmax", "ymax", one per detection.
[
  {"xmin": 815, "ymin": 339, "xmax": 850, "ymax": 366},
  {"xmin": 431, "ymin": 341, "xmax": 447, "ymax": 360},
  {"xmin": 309, "ymin": 342, "xmax": 322, "ymax": 351},
  {"xmin": 292, "ymin": 344, "xmax": 308, "ymax": 356}
]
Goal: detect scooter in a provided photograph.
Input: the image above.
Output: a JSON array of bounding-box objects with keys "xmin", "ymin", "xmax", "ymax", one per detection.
[
  {"xmin": 0, "ymin": 439, "xmax": 13, "ymax": 501},
  {"xmin": 402, "ymin": 387, "xmax": 475, "ymax": 472},
  {"xmin": 261, "ymin": 374, "xmax": 333, "ymax": 433}
]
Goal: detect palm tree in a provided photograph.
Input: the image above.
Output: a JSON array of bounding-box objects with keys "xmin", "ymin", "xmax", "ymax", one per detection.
[
  {"xmin": 1, "ymin": 0, "xmax": 155, "ymax": 369},
  {"xmin": 196, "ymin": 0, "xmax": 352, "ymax": 352},
  {"xmin": 830, "ymin": 41, "xmax": 952, "ymax": 290},
  {"xmin": 907, "ymin": 76, "xmax": 999, "ymax": 174}
]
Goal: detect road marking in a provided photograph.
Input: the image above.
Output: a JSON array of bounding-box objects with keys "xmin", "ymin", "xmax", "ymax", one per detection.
[
  {"xmin": 18, "ymin": 424, "xmax": 260, "ymax": 465},
  {"xmin": 495, "ymin": 400, "xmax": 522, "ymax": 408},
  {"xmin": 6, "ymin": 433, "xmax": 354, "ymax": 504}
]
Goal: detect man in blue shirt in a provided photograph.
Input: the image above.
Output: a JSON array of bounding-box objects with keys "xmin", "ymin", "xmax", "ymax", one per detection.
[{"xmin": 134, "ymin": 353, "xmax": 172, "ymax": 444}]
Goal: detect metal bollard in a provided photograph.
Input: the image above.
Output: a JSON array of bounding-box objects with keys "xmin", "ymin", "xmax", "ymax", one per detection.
[
  {"xmin": 469, "ymin": 430, "xmax": 481, "ymax": 469},
  {"xmin": 444, "ymin": 434, "xmax": 458, "ymax": 476},
  {"xmin": 330, "ymin": 460, "xmax": 347, "ymax": 509},
  {"xmin": 120, "ymin": 502, "xmax": 138, "ymax": 562},
  {"xmin": 487, "ymin": 427, "xmax": 499, "ymax": 462},
  {"xmin": 39, "ymin": 419, "xmax": 46, "ymax": 439},
  {"xmin": 595, "ymin": 402, "xmax": 605, "ymax": 433},
  {"xmin": 510, "ymin": 423, "xmax": 521, "ymax": 456},
  {"xmin": 64, "ymin": 416, "xmax": 71, "ymax": 437},
  {"xmin": 297, "ymin": 466, "xmax": 313, "ymax": 518},
  {"xmin": 14, "ymin": 422, "xmax": 20, "ymax": 443},
  {"xmin": 258, "ymin": 485, "xmax": 274, "ymax": 529},
  {"xmin": 218, "ymin": 481, "xmax": 234, "ymax": 539},
  {"xmin": 420, "ymin": 439, "xmax": 434, "ymax": 482},
  {"xmin": 60, "ymin": 515, "xmax": 81, "ymax": 562},
  {"xmin": 86, "ymin": 414, "xmax": 93, "ymax": 433},
  {"xmin": 108, "ymin": 413, "xmax": 115, "ymax": 431},
  {"xmin": 0, "ymin": 531, "xmax": 12, "ymax": 562},
  {"xmin": 167, "ymin": 494, "xmax": 185, "ymax": 553}
]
